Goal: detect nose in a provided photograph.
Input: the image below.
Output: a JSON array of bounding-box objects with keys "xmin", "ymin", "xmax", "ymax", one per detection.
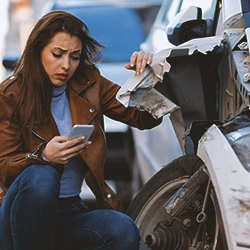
[{"xmin": 61, "ymin": 57, "xmax": 70, "ymax": 70}]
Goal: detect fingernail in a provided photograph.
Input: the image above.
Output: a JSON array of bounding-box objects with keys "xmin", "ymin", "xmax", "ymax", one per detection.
[
  {"xmin": 88, "ymin": 141, "xmax": 92, "ymax": 145},
  {"xmin": 147, "ymin": 61, "xmax": 150, "ymax": 64},
  {"xmin": 140, "ymin": 69, "xmax": 143, "ymax": 74},
  {"xmin": 136, "ymin": 71, "xmax": 140, "ymax": 75},
  {"xmin": 130, "ymin": 63, "xmax": 134, "ymax": 67}
]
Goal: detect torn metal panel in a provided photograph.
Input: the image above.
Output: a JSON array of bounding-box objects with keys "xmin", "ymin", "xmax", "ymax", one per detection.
[
  {"xmin": 127, "ymin": 87, "xmax": 186, "ymax": 154},
  {"xmin": 151, "ymin": 36, "xmax": 223, "ymax": 81},
  {"xmin": 116, "ymin": 36, "xmax": 223, "ymax": 119},
  {"xmin": 116, "ymin": 36, "xmax": 223, "ymax": 154},
  {"xmin": 116, "ymin": 67, "xmax": 159, "ymax": 108},
  {"xmin": 177, "ymin": 36, "xmax": 224, "ymax": 54},
  {"xmin": 169, "ymin": 109, "xmax": 187, "ymax": 155},
  {"xmin": 128, "ymin": 88, "xmax": 178, "ymax": 119}
]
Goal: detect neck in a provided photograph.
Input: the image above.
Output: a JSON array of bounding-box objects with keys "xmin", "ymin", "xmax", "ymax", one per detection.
[{"xmin": 52, "ymin": 84, "xmax": 67, "ymax": 97}]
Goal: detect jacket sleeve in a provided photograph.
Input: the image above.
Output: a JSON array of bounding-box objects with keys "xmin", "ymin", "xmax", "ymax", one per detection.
[
  {"xmin": 99, "ymin": 75, "xmax": 162, "ymax": 130},
  {"xmin": 0, "ymin": 92, "xmax": 47, "ymax": 187}
]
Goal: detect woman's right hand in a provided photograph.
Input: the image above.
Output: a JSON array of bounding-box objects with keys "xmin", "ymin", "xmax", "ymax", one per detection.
[{"xmin": 41, "ymin": 136, "xmax": 91, "ymax": 164}]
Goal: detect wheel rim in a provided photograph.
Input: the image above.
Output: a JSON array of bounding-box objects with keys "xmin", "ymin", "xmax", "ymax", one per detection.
[
  {"xmin": 135, "ymin": 176, "xmax": 188, "ymax": 237},
  {"xmin": 135, "ymin": 176, "xmax": 221, "ymax": 249}
]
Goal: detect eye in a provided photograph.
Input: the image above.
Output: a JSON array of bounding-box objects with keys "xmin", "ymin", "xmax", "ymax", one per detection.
[
  {"xmin": 52, "ymin": 52, "xmax": 61, "ymax": 58},
  {"xmin": 71, "ymin": 55, "xmax": 80, "ymax": 61}
]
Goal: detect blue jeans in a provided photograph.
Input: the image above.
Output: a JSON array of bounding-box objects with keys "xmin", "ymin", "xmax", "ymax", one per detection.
[{"xmin": 0, "ymin": 165, "xmax": 140, "ymax": 250}]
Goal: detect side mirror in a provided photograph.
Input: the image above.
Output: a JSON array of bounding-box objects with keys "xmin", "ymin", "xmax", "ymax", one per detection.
[
  {"xmin": 166, "ymin": 6, "xmax": 212, "ymax": 46},
  {"xmin": 2, "ymin": 56, "xmax": 19, "ymax": 71}
]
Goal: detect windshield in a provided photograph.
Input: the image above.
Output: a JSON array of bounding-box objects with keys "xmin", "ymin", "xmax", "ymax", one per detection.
[{"xmin": 54, "ymin": 5, "xmax": 159, "ymax": 62}]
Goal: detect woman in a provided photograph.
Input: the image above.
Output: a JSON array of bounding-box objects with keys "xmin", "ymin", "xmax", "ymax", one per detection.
[{"xmin": 0, "ymin": 10, "xmax": 161, "ymax": 250}]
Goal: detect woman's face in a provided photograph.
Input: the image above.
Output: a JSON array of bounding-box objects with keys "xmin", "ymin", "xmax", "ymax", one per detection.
[{"xmin": 41, "ymin": 32, "xmax": 82, "ymax": 87}]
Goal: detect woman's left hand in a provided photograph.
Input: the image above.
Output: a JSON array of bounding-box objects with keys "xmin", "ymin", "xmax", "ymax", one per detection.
[{"xmin": 125, "ymin": 51, "xmax": 153, "ymax": 75}]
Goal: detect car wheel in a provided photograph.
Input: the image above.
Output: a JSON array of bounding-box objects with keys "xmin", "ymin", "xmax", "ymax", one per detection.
[{"xmin": 127, "ymin": 154, "xmax": 226, "ymax": 250}]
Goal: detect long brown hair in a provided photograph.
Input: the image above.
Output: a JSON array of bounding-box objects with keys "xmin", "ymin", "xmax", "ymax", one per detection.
[{"xmin": 13, "ymin": 10, "xmax": 104, "ymax": 137}]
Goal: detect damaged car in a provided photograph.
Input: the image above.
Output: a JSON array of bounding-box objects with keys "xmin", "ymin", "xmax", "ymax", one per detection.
[{"xmin": 116, "ymin": 0, "xmax": 250, "ymax": 249}]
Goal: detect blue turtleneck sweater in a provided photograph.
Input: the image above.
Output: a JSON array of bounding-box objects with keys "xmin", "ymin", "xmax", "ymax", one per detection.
[{"xmin": 51, "ymin": 85, "xmax": 85, "ymax": 198}]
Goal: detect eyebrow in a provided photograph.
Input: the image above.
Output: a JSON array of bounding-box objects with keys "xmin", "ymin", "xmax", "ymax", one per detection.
[{"xmin": 53, "ymin": 47, "xmax": 82, "ymax": 53}]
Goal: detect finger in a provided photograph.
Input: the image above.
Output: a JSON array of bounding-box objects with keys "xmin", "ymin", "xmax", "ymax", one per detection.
[
  {"xmin": 139, "ymin": 54, "xmax": 150, "ymax": 74},
  {"xmin": 129, "ymin": 51, "xmax": 139, "ymax": 68},
  {"xmin": 75, "ymin": 141, "xmax": 92, "ymax": 151},
  {"xmin": 124, "ymin": 63, "xmax": 135, "ymax": 70},
  {"xmin": 139, "ymin": 52, "xmax": 153, "ymax": 73},
  {"xmin": 51, "ymin": 140, "xmax": 92, "ymax": 164},
  {"xmin": 146, "ymin": 53, "xmax": 153, "ymax": 65},
  {"xmin": 52, "ymin": 135, "xmax": 68, "ymax": 143},
  {"xmin": 64, "ymin": 136, "xmax": 85, "ymax": 148},
  {"xmin": 135, "ymin": 51, "xmax": 146, "ymax": 75},
  {"xmin": 64, "ymin": 140, "xmax": 91, "ymax": 157},
  {"xmin": 125, "ymin": 52, "xmax": 153, "ymax": 73},
  {"xmin": 61, "ymin": 142, "xmax": 92, "ymax": 164}
]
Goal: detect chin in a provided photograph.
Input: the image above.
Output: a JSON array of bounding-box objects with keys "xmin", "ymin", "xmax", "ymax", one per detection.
[{"xmin": 52, "ymin": 80, "xmax": 67, "ymax": 87}]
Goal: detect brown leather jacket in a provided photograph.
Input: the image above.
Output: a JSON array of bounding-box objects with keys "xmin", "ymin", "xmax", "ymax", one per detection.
[{"xmin": 0, "ymin": 64, "xmax": 162, "ymax": 212}]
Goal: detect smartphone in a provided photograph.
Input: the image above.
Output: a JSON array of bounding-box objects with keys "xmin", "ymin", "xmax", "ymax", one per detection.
[{"xmin": 67, "ymin": 125, "xmax": 94, "ymax": 142}]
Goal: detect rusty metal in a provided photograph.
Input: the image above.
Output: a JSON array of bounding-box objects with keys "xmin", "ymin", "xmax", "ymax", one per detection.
[{"xmin": 164, "ymin": 166, "xmax": 209, "ymax": 217}]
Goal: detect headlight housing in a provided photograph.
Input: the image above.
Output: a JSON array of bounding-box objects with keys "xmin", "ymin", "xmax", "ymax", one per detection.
[{"xmin": 225, "ymin": 126, "xmax": 250, "ymax": 173}]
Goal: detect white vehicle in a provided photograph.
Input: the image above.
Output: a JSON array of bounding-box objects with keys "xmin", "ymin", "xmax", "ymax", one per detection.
[{"xmin": 120, "ymin": 0, "xmax": 250, "ymax": 249}]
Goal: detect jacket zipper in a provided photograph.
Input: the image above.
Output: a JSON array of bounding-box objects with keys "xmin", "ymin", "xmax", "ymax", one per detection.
[
  {"xmin": 24, "ymin": 152, "xmax": 38, "ymax": 159},
  {"xmin": 14, "ymin": 131, "xmax": 48, "ymax": 162},
  {"xmin": 32, "ymin": 130, "xmax": 48, "ymax": 142},
  {"xmin": 14, "ymin": 147, "xmax": 40, "ymax": 162}
]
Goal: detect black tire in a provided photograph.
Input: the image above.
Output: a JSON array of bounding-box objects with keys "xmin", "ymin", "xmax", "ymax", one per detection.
[
  {"xmin": 127, "ymin": 154, "xmax": 202, "ymax": 218},
  {"xmin": 126, "ymin": 154, "xmax": 226, "ymax": 250}
]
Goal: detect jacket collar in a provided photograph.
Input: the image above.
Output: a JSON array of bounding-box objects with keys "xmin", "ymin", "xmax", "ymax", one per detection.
[
  {"xmin": 69, "ymin": 63, "xmax": 99, "ymax": 94},
  {"xmin": 68, "ymin": 86, "xmax": 98, "ymax": 126},
  {"xmin": 32, "ymin": 70, "xmax": 98, "ymax": 142}
]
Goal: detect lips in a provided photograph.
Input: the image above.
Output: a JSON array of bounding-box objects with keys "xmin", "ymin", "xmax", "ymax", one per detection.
[{"xmin": 55, "ymin": 73, "xmax": 69, "ymax": 81}]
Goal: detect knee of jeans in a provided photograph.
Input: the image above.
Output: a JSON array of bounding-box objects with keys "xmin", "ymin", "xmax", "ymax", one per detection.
[
  {"xmin": 19, "ymin": 164, "xmax": 60, "ymax": 198},
  {"xmin": 103, "ymin": 210, "xmax": 140, "ymax": 248}
]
